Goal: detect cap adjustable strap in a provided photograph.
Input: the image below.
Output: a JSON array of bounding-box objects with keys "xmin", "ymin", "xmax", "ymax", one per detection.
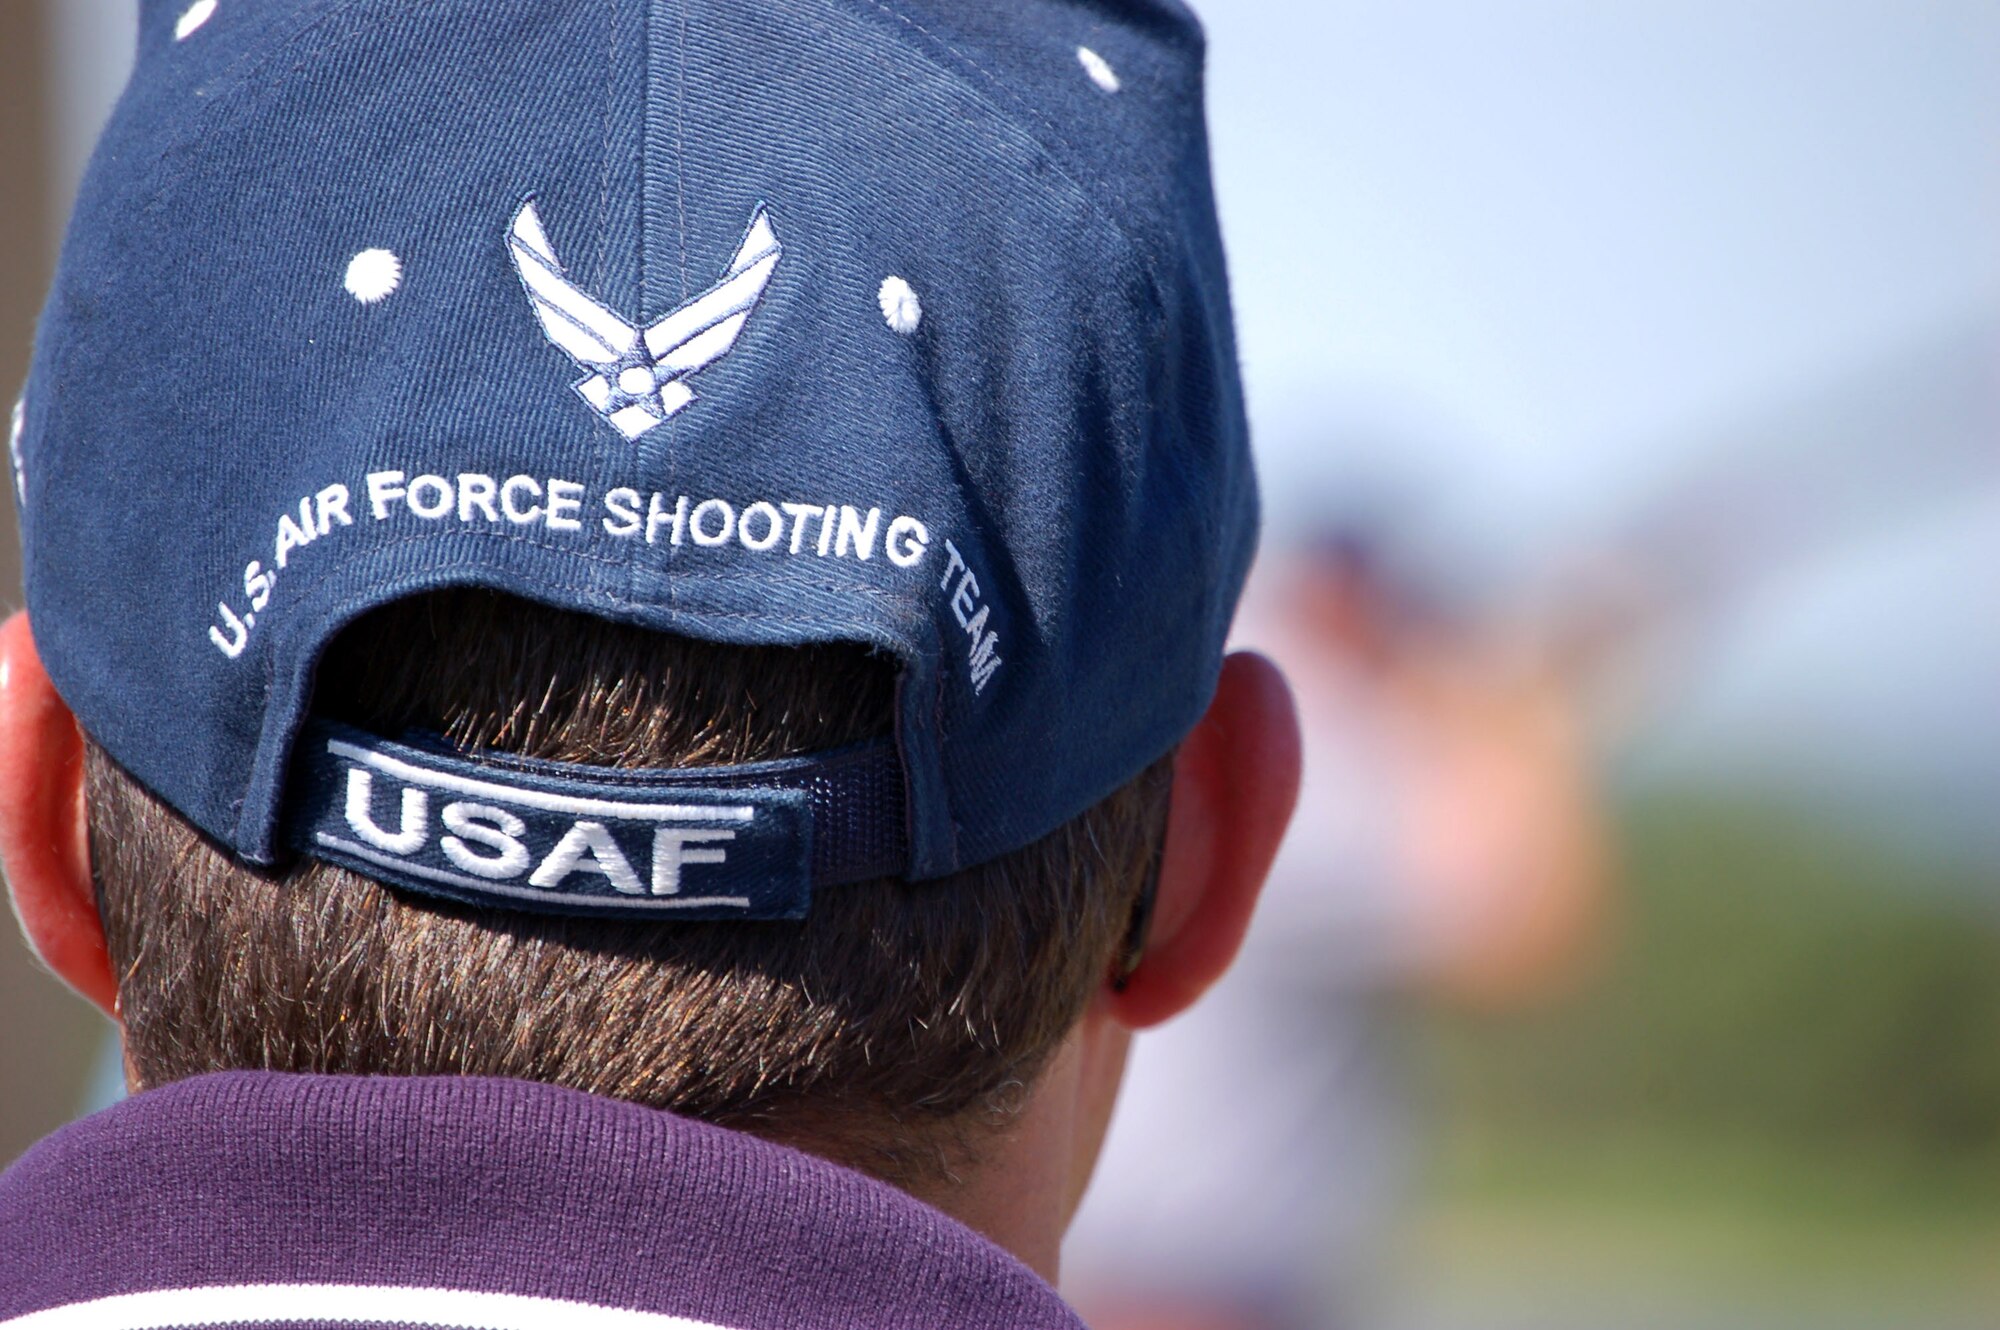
[{"xmin": 282, "ymin": 718, "xmax": 906, "ymax": 920}]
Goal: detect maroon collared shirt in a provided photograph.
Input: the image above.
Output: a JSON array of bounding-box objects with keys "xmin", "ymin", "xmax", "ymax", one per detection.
[{"xmin": 0, "ymin": 1072, "xmax": 1083, "ymax": 1329}]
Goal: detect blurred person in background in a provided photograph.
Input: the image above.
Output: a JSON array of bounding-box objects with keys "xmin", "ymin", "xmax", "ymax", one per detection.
[{"xmin": 1064, "ymin": 520, "xmax": 1612, "ymax": 1330}]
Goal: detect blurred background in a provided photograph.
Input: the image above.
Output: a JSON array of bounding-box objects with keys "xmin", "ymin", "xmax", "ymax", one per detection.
[{"xmin": 2, "ymin": 3, "xmax": 1995, "ymax": 1328}]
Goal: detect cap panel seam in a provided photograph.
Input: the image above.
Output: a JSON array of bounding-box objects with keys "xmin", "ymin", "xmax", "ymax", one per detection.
[
  {"xmin": 834, "ymin": 0, "xmax": 1170, "ymax": 321},
  {"xmin": 597, "ymin": 0, "xmax": 618, "ymax": 287},
  {"xmin": 674, "ymin": 0, "xmax": 691, "ymax": 302},
  {"xmin": 130, "ymin": 0, "xmax": 394, "ymax": 223}
]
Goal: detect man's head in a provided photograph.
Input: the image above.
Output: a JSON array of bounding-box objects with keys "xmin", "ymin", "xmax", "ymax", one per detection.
[
  {"xmin": 1, "ymin": 0, "xmax": 1297, "ymax": 1260},
  {"xmin": 1, "ymin": 601, "xmax": 1297, "ymax": 1221}
]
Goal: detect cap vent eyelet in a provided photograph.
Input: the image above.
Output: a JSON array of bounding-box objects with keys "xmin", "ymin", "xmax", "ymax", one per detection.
[
  {"xmin": 175, "ymin": 0, "xmax": 218, "ymax": 41},
  {"xmin": 344, "ymin": 249, "xmax": 403, "ymax": 305},
  {"xmin": 1077, "ymin": 46, "xmax": 1121, "ymax": 93},
  {"xmin": 878, "ymin": 276, "xmax": 922, "ymax": 335}
]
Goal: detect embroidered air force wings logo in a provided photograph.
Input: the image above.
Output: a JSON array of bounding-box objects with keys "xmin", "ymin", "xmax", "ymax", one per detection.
[{"xmin": 508, "ymin": 199, "xmax": 781, "ymax": 439}]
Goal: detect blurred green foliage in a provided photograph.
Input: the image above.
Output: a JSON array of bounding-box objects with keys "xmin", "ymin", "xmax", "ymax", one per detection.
[
  {"xmin": 1425, "ymin": 793, "xmax": 2000, "ymax": 1159},
  {"xmin": 1403, "ymin": 795, "xmax": 2000, "ymax": 1317}
]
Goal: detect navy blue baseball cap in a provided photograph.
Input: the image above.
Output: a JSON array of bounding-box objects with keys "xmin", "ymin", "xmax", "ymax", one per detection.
[{"xmin": 15, "ymin": 0, "xmax": 1253, "ymax": 920}]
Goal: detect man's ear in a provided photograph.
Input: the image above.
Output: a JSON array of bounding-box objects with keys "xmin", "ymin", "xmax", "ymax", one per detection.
[
  {"xmin": 1106, "ymin": 650, "xmax": 1300, "ymax": 1029},
  {"xmin": 0, "ymin": 611, "xmax": 117, "ymax": 1016}
]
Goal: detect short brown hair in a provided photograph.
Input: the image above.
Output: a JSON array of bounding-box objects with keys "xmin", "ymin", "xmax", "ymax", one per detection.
[{"xmin": 86, "ymin": 590, "xmax": 1169, "ymax": 1184}]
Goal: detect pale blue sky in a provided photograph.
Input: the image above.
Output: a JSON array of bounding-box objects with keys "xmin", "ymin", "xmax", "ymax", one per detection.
[
  {"xmin": 1192, "ymin": 0, "xmax": 1997, "ymax": 845},
  {"xmin": 1203, "ymin": 1, "xmax": 1997, "ymax": 531}
]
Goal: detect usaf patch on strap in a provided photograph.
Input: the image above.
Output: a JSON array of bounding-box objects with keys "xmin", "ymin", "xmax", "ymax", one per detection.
[{"xmin": 284, "ymin": 720, "xmax": 905, "ymax": 920}]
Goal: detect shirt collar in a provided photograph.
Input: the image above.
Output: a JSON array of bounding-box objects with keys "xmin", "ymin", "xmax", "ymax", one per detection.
[{"xmin": 0, "ymin": 1070, "xmax": 1082, "ymax": 1329}]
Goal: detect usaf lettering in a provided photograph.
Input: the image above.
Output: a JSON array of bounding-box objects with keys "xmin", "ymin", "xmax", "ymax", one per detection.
[{"xmin": 338, "ymin": 764, "xmax": 738, "ymax": 898}]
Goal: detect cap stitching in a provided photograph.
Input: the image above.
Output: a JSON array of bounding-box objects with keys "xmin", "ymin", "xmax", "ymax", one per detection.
[
  {"xmin": 845, "ymin": 0, "xmax": 1162, "ymax": 307},
  {"xmin": 239, "ymin": 522, "xmax": 937, "ymax": 610},
  {"xmin": 597, "ymin": 0, "xmax": 618, "ymax": 286},
  {"xmin": 134, "ymin": 0, "xmax": 384, "ymax": 220},
  {"xmin": 675, "ymin": 0, "xmax": 691, "ymax": 302}
]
